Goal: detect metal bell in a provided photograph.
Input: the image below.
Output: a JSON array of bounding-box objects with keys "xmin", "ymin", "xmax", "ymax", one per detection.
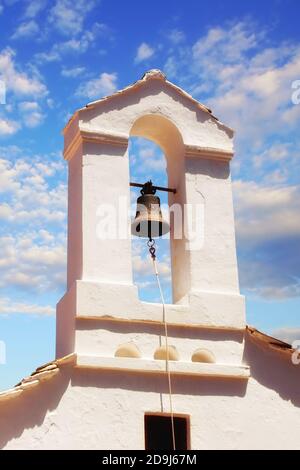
[{"xmin": 131, "ymin": 181, "xmax": 170, "ymax": 238}]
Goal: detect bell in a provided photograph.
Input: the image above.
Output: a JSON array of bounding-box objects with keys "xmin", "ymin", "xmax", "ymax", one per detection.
[{"xmin": 131, "ymin": 181, "xmax": 170, "ymax": 238}]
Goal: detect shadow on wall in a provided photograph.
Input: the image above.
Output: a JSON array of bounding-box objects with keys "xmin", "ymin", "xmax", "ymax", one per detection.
[
  {"xmin": 0, "ymin": 368, "xmax": 71, "ymax": 449},
  {"xmin": 71, "ymin": 369, "xmax": 247, "ymax": 398},
  {"xmin": 1, "ymin": 336, "xmax": 299, "ymax": 448},
  {"xmin": 186, "ymin": 157, "xmax": 230, "ymax": 180},
  {"xmin": 244, "ymin": 333, "xmax": 300, "ymax": 408},
  {"xmin": 0, "ymin": 365, "xmax": 247, "ymax": 449},
  {"xmin": 76, "ymin": 318, "xmax": 244, "ymax": 342}
]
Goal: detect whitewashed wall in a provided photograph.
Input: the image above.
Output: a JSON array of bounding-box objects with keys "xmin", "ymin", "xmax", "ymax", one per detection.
[{"xmin": 0, "ymin": 335, "xmax": 299, "ymax": 450}]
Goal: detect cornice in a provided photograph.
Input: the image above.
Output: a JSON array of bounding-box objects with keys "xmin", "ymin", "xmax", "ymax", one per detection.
[
  {"xmin": 184, "ymin": 144, "xmax": 234, "ymax": 162},
  {"xmin": 64, "ymin": 127, "xmax": 129, "ymax": 161}
]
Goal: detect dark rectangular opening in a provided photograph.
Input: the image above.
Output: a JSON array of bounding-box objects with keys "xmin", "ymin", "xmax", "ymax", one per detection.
[{"xmin": 144, "ymin": 413, "xmax": 190, "ymax": 450}]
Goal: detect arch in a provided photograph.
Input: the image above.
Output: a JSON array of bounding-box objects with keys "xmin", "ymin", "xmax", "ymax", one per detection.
[
  {"xmin": 130, "ymin": 114, "xmax": 184, "ymax": 190},
  {"xmin": 129, "ymin": 114, "xmax": 190, "ymax": 304},
  {"xmin": 130, "ymin": 114, "xmax": 183, "ymax": 155}
]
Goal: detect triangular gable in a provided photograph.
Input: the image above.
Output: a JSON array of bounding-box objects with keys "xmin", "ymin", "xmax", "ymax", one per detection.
[{"xmin": 64, "ymin": 69, "xmax": 231, "ymax": 134}]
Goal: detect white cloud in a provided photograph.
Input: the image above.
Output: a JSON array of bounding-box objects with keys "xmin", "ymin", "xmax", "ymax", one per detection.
[
  {"xmin": 61, "ymin": 66, "xmax": 85, "ymax": 78},
  {"xmin": 11, "ymin": 20, "xmax": 39, "ymax": 39},
  {"xmin": 21, "ymin": 243, "xmax": 66, "ymax": 266},
  {"xmin": 49, "ymin": 0, "xmax": 96, "ymax": 36},
  {"xmin": 163, "ymin": 22, "xmax": 300, "ymax": 147},
  {"xmin": 0, "ymin": 297, "xmax": 55, "ymax": 316},
  {"xmin": 0, "ymin": 153, "xmax": 67, "ymax": 223},
  {"xmin": 18, "ymin": 101, "xmax": 39, "ymax": 112},
  {"xmin": 18, "ymin": 101, "xmax": 45, "ymax": 127},
  {"xmin": 24, "ymin": 0, "xmax": 46, "ymax": 18},
  {"xmin": 233, "ymin": 180, "xmax": 300, "ymax": 299},
  {"xmin": 167, "ymin": 29, "xmax": 185, "ymax": 44},
  {"xmin": 272, "ymin": 327, "xmax": 300, "ymax": 345},
  {"xmin": 234, "ymin": 180, "xmax": 300, "ymax": 244},
  {"xmin": 141, "ymin": 157, "xmax": 166, "ymax": 172},
  {"xmin": 35, "ymin": 25, "xmax": 105, "ymax": 63},
  {"xmin": 262, "ymin": 169, "xmax": 289, "ymax": 185},
  {"xmin": 0, "ymin": 231, "xmax": 66, "ymax": 293},
  {"xmin": 24, "ymin": 110, "xmax": 44, "ymax": 127},
  {"xmin": 76, "ymin": 72, "xmax": 117, "ymax": 100},
  {"xmin": 132, "ymin": 254, "xmax": 171, "ymax": 279},
  {"xmin": 0, "ymin": 118, "xmax": 19, "ymax": 136},
  {"xmin": 253, "ymin": 142, "xmax": 291, "ymax": 169},
  {"xmin": 57, "ymin": 37, "xmax": 92, "ymax": 54},
  {"xmin": 0, "ymin": 148, "xmax": 67, "ymax": 299},
  {"xmin": 0, "ymin": 48, "xmax": 47, "ymax": 97},
  {"xmin": 209, "ymin": 48, "xmax": 300, "ymax": 143},
  {"xmin": 131, "ymin": 138, "xmax": 166, "ymax": 176},
  {"xmin": 281, "ymin": 100, "xmax": 300, "ymax": 125},
  {"xmin": 46, "ymin": 98, "xmax": 54, "ymax": 108},
  {"xmin": 192, "ymin": 23, "xmax": 258, "ymax": 62},
  {"xmin": 34, "ymin": 51, "xmax": 58, "ymax": 64},
  {"xmin": 164, "ymin": 56, "xmax": 178, "ymax": 78},
  {"xmin": 135, "ymin": 42, "xmax": 155, "ymax": 63},
  {"xmin": 38, "ymin": 229, "xmax": 55, "ymax": 243}
]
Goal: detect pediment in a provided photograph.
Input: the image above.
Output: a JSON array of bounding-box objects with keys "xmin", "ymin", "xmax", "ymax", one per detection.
[{"xmin": 65, "ymin": 70, "xmax": 233, "ymax": 136}]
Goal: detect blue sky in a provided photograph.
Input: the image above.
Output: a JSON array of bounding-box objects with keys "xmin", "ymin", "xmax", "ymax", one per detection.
[{"xmin": 0, "ymin": 0, "xmax": 299, "ymax": 390}]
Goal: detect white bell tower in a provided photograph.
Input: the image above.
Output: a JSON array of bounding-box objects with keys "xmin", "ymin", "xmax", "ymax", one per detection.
[
  {"xmin": 56, "ymin": 69, "xmax": 248, "ymax": 381},
  {"xmin": 3, "ymin": 71, "xmax": 300, "ymax": 452}
]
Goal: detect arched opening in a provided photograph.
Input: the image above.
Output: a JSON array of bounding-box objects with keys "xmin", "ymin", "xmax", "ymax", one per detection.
[
  {"xmin": 129, "ymin": 114, "xmax": 189, "ymax": 304},
  {"xmin": 129, "ymin": 136, "xmax": 172, "ymax": 302}
]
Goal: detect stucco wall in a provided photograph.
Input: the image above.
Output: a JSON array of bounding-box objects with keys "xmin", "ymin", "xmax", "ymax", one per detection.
[
  {"xmin": 0, "ymin": 334, "xmax": 299, "ymax": 450},
  {"xmin": 74, "ymin": 320, "xmax": 245, "ymax": 365}
]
